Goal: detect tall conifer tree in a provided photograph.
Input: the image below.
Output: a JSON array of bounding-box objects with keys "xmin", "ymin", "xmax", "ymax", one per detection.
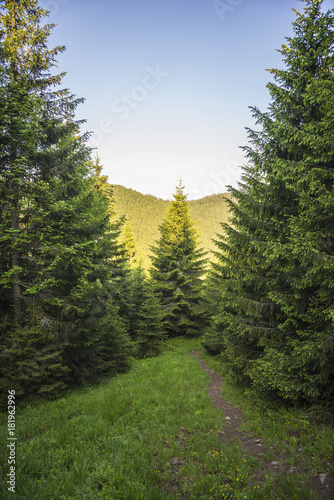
[
  {"xmin": 119, "ymin": 219, "xmax": 138, "ymax": 266},
  {"xmin": 150, "ymin": 180, "xmax": 207, "ymax": 336},
  {"xmin": 0, "ymin": 1, "xmax": 132, "ymax": 399},
  {"xmin": 204, "ymin": 0, "xmax": 334, "ymax": 403}
]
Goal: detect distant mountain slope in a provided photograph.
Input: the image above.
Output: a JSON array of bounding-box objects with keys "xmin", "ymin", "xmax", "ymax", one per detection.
[{"xmin": 112, "ymin": 185, "xmax": 231, "ymax": 269}]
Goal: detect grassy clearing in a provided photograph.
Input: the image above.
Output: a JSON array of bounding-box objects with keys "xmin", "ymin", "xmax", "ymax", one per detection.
[{"xmin": 1, "ymin": 337, "xmax": 333, "ymax": 499}]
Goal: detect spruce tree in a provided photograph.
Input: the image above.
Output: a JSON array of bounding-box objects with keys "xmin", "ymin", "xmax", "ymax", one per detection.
[
  {"xmin": 0, "ymin": 1, "xmax": 132, "ymax": 399},
  {"xmin": 52, "ymin": 158, "xmax": 131, "ymax": 385},
  {"xmin": 119, "ymin": 218, "xmax": 138, "ymax": 266},
  {"xmin": 204, "ymin": 0, "xmax": 334, "ymax": 404},
  {"xmin": 261, "ymin": 0, "xmax": 334, "ymax": 402},
  {"xmin": 0, "ymin": 0, "xmax": 73, "ymax": 397},
  {"xmin": 121, "ymin": 266, "xmax": 165, "ymax": 356},
  {"xmin": 135, "ymin": 279, "xmax": 165, "ymax": 357},
  {"xmin": 150, "ymin": 180, "xmax": 207, "ymax": 336}
]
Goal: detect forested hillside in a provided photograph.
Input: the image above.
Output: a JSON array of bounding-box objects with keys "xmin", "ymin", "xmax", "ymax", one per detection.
[{"xmin": 113, "ymin": 184, "xmax": 231, "ymax": 268}]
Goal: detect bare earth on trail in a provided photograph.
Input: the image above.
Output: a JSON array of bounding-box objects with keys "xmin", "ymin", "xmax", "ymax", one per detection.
[{"xmin": 189, "ymin": 351, "xmax": 334, "ymax": 500}]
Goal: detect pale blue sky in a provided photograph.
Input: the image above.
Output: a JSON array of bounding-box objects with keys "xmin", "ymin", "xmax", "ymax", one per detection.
[{"xmin": 45, "ymin": 0, "xmax": 333, "ymax": 199}]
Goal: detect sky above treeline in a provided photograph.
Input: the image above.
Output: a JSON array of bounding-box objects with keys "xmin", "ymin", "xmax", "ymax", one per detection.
[{"xmin": 46, "ymin": 0, "xmax": 333, "ymax": 200}]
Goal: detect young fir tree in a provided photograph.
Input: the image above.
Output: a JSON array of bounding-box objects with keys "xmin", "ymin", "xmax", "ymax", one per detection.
[
  {"xmin": 150, "ymin": 180, "xmax": 207, "ymax": 336},
  {"xmin": 119, "ymin": 218, "xmax": 138, "ymax": 266},
  {"xmin": 204, "ymin": 0, "xmax": 334, "ymax": 404},
  {"xmin": 121, "ymin": 265, "xmax": 165, "ymax": 356},
  {"xmin": 116, "ymin": 214, "xmax": 165, "ymax": 356},
  {"xmin": 0, "ymin": 1, "xmax": 132, "ymax": 400},
  {"xmin": 135, "ymin": 278, "xmax": 165, "ymax": 357}
]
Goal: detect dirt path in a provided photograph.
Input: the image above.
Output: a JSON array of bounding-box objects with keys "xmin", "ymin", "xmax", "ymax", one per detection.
[{"xmin": 189, "ymin": 351, "xmax": 334, "ymax": 500}]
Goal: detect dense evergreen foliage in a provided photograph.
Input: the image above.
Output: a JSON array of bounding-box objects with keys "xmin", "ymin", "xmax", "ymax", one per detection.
[
  {"xmin": 150, "ymin": 181, "xmax": 208, "ymax": 336},
  {"xmin": 203, "ymin": 0, "xmax": 334, "ymax": 406},
  {"xmin": 121, "ymin": 266, "xmax": 166, "ymax": 356},
  {"xmin": 0, "ymin": 0, "xmax": 132, "ymax": 403}
]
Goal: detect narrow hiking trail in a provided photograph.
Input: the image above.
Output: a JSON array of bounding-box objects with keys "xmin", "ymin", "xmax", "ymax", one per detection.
[{"xmin": 189, "ymin": 350, "xmax": 334, "ymax": 500}]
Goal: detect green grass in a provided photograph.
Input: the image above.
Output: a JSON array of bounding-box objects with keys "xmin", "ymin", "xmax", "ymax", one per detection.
[
  {"xmin": 1, "ymin": 338, "xmax": 333, "ymax": 499},
  {"xmin": 200, "ymin": 349, "xmax": 334, "ymax": 498}
]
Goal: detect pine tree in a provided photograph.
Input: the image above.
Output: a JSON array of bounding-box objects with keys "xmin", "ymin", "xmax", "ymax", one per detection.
[
  {"xmin": 260, "ymin": 0, "xmax": 334, "ymax": 402},
  {"xmin": 0, "ymin": 1, "xmax": 132, "ymax": 400},
  {"xmin": 205, "ymin": 0, "xmax": 334, "ymax": 404},
  {"xmin": 53, "ymin": 160, "xmax": 131, "ymax": 385},
  {"xmin": 0, "ymin": 0, "xmax": 74, "ymax": 397},
  {"xmin": 150, "ymin": 180, "xmax": 208, "ymax": 336},
  {"xmin": 135, "ymin": 279, "xmax": 165, "ymax": 357},
  {"xmin": 121, "ymin": 266, "xmax": 165, "ymax": 356},
  {"xmin": 119, "ymin": 218, "xmax": 138, "ymax": 266}
]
